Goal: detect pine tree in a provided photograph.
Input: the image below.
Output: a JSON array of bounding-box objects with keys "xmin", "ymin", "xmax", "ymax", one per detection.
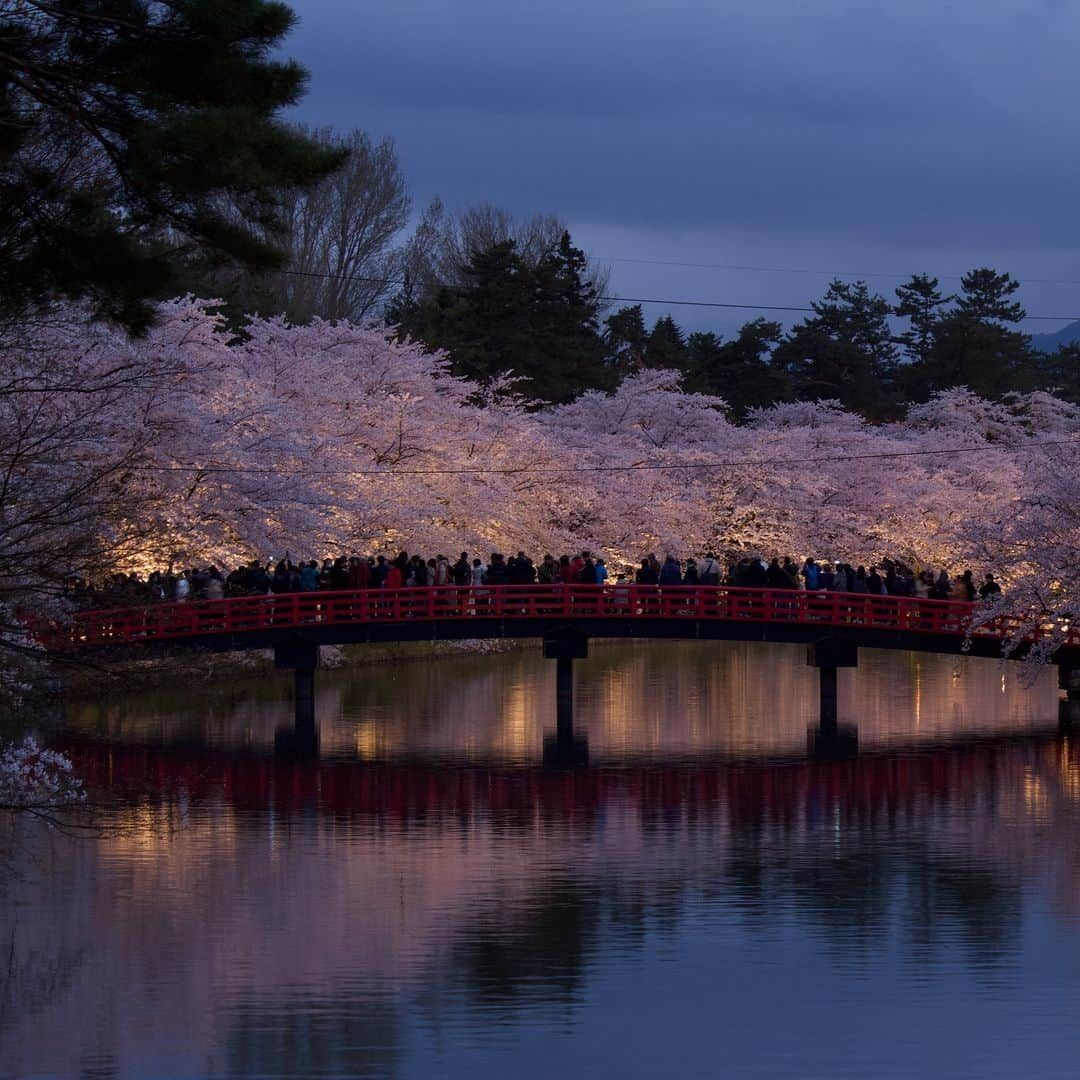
[
  {"xmin": 644, "ymin": 315, "xmax": 688, "ymax": 371},
  {"xmin": 603, "ymin": 304, "xmax": 648, "ymax": 373},
  {"xmin": 771, "ymin": 280, "xmax": 899, "ymax": 417},
  {"xmin": 916, "ymin": 268, "xmax": 1033, "ymax": 399},
  {"xmin": 394, "ymin": 234, "xmax": 609, "ymax": 402},
  {"xmin": 956, "ymin": 268, "xmax": 1025, "ymax": 323},
  {"xmin": 528, "ymin": 232, "xmax": 610, "ymax": 401},
  {"xmin": 684, "ymin": 320, "xmax": 786, "ymax": 420},
  {"xmin": 0, "ymin": 0, "xmax": 344, "ymax": 330},
  {"xmin": 894, "ymin": 274, "xmax": 949, "ymax": 363}
]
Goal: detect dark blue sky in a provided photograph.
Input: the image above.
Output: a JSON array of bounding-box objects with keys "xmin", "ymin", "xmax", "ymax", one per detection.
[{"xmin": 286, "ymin": 0, "xmax": 1080, "ymax": 335}]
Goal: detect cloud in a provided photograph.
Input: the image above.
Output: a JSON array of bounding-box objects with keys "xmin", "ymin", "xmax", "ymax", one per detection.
[{"xmin": 285, "ymin": 0, "xmax": 1080, "ymax": 324}]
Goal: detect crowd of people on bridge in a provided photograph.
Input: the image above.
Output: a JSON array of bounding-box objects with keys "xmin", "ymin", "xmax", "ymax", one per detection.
[{"xmin": 69, "ymin": 548, "xmax": 1004, "ymax": 609}]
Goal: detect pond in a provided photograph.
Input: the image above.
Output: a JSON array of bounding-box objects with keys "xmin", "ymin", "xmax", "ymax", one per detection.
[{"xmin": 4, "ymin": 641, "xmax": 1079, "ymax": 1079}]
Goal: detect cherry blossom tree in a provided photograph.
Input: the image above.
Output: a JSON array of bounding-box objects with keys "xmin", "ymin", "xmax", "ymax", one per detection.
[
  {"xmin": 4, "ymin": 300, "xmax": 1080, "ymax": 689},
  {"xmin": 0, "ymin": 737, "xmax": 83, "ymax": 822}
]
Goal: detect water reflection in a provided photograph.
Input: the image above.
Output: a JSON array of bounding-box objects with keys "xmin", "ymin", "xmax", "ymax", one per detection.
[
  {"xmin": 63, "ymin": 641, "xmax": 1057, "ymax": 761},
  {"xmin": 5, "ymin": 643, "xmax": 1080, "ymax": 1079}
]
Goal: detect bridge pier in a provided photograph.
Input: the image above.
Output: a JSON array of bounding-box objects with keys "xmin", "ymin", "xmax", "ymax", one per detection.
[
  {"xmin": 274, "ymin": 639, "xmax": 320, "ymax": 758},
  {"xmin": 807, "ymin": 640, "xmax": 859, "ymax": 760},
  {"xmin": 543, "ymin": 631, "xmax": 589, "ymax": 766},
  {"xmin": 1059, "ymin": 664, "xmax": 1080, "ymax": 729}
]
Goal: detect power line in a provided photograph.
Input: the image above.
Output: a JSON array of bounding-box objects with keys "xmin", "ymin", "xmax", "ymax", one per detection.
[
  {"xmin": 598, "ymin": 254, "xmax": 1080, "ymax": 289},
  {"xmin": 598, "ymin": 294, "xmax": 813, "ymax": 314},
  {"xmin": 596, "ymin": 294, "xmax": 1075, "ymax": 322},
  {"xmin": 268, "ymin": 267, "xmax": 1080, "ymax": 323},
  {"xmin": 125, "ymin": 437, "xmax": 1080, "ymax": 480}
]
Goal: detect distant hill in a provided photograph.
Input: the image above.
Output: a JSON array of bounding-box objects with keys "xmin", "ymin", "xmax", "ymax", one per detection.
[{"xmin": 1031, "ymin": 320, "xmax": 1080, "ymax": 352}]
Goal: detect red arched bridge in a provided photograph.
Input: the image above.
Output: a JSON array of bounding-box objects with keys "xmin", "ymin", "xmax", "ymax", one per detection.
[
  {"xmin": 50, "ymin": 584, "xmax": 1056, "ymax": 655},
  {"xmin": 47, "ymin": 585, "xmax": 1080, "ymax": 758}
]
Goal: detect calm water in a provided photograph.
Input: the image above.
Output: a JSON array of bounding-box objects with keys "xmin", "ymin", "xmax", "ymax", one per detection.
[{"xmin": 4, "ymin": 641, "xmax": 1080, "ymax": 1079}]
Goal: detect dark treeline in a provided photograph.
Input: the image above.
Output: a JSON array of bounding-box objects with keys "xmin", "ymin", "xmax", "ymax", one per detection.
[{"xmin": 391, "ymin": 252, "xmax": 1079, "ymax": 418}]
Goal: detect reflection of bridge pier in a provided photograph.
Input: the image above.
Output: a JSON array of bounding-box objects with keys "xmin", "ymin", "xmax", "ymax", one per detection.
[
  {"xmin": 543, "ymin": 630, "xmax": 589, "ymax": 766},
  {"xmin": 273, "ymin": 637, "xmax": 320, "ymax": 758},
  {"xmin": 808, "ymin": 639, "xmax": 859, "ymax": 759},
  {"xmin": 1059, "ymin": 664, "xmax": 1080, "ymax": 729}
]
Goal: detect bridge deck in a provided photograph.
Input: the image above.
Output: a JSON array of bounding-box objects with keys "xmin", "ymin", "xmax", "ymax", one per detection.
[{"xmin": 47, "ymin": 585, "xmax": 1073, "ymax": 662}]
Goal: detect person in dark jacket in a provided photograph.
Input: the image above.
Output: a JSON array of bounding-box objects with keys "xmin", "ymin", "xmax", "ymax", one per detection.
[
  {"xmin": 744, "ymin": 558, "xmax": 768, "ymax": 588},
  {"xmin": 370, "ymin": 556, "xmax": 389, "ymax": 588},
  {"xmin": 485, "ymin": 553, "xmax": 507, "ymax": 585},
  {"xmin": 453, "ymin": 552, "xmax": 472, "ymax": 586},
  {"xmin": 659, "ymin": 556, "xmax": 683, "ymax": 585},
  {"xmin": 635, "ymin": 558, "xmax": 659, "ymax": 585},
  {"xmin": 537, "ymin": 555, "xmax": 559, "ymax": 584},
  {"xmin": 767, "ymin": 558, "xmax": 793, "ymax": 589},
  {"xmin": 960, "ymin": 569, "xmax": 977, "ymax": 601}
]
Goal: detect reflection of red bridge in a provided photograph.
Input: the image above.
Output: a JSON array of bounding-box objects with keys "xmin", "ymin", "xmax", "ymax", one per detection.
[
  {"xmin": 49, "ymin": 585, "xmax": 1062, "ymax": 658},
  {"xmin": 60, "ymin": 736, "xmax": 1066, "ymax": 823}
]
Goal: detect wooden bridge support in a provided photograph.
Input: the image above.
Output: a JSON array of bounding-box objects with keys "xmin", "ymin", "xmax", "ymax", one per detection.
[
  {"xmin": 807, "ymin": 640, "xmax": 859, "ymax": 760},
  {"xmin": 274, "ymin": 639, "xmax": 320, "ymax": 758},
  {"xmin": 543, "ymin": 631, "xmax": 589, "ymax": 766},
  {"xmin": 1059, "ymin": 665, "xmax": 1080, "ymax": 729}
]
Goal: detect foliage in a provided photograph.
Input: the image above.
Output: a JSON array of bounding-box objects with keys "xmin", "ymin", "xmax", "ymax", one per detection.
[
  {"xmin": 771, "ymin": 280, "xmax": 900, "ymax": 418},
  {"xmin": 391, "ymin": 200, "xmax": 610, "ymax": 314},
  {"xmin": 191, "ymin": 126, "xmax": 410, "ymax": 325},
  {"xmin": 683, "ymin": 320, "xmax": 786, "ymax": 421},
  {"xmin": 392, "ymin": 233, "xmax": 611, "ymax": 403},
  {"xmin": 900, "ymin": 268, "xmax": 1035, "ymax": 401},
  {"xmin": 602, "ymin": 304, "xmax": 648, "ymax": 375},
  {"xmin": 0, "ymin": 0, "xmax": 343, "ymax": 330},
  {"xmin": 0, "ymin": 737, "xmax": 83, "ymax": 816},
  {"xmin": 643, "ymin": 315, "xmax": 687, "ymax": 371}
]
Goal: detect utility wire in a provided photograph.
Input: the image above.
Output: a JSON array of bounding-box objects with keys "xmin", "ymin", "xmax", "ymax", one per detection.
[
  {"xmin": 598, "ymin": 255, "xmax": 1080, "ymax": 289},
  {"xmin": 267, "ymin": 267, "xmax": 1080, "ymax": 323},
  {"xmin": 123, "ymin": 437, "xmax": 1080, "ymax": 480}
]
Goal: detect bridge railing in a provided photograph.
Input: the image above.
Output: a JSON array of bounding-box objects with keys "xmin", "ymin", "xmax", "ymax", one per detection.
[{"xmin": 42, "ymin": 584, "xmax": 1029, "ymax": 650}]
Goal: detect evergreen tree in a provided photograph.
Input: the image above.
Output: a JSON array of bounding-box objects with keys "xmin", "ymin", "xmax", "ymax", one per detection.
[
  {"xmin": 771, "ymin": 280, "xmax": 899, "ymax": 417},
  {"xmin": 0, "ymin": 0, "xmax": 344, "ymax": 331},
  {"xmin": 1030, "ymin": 343, "xmax": 1080, "ymax": 404},
  {"xmin": 914, "ymin": 268, "xmax": 1033, "ymax": 399},
  {"xmin": 603, "ymin": 304, "xmax": 648, "ymax": 373},
  {"xmin": 644, "ymin": 315, "xmax": 688, "ymax": 371},
  {"xmin": 894, "ymin": 274, "xmax": 949, "ymax": 364},
  {"xmin": 684, "ymin": 320, "xmax": 787, "ymax": 420},
  {"xmin": 529, "ymin": 232, "xmax": 610, "ymax": 400},
  {"xmin": 394, "ymin": 234, "xmax": 610, "ymax": 402},
  {"xmin": 955, "ymin": 268, "xmax": 1025, "ymax": 323}
]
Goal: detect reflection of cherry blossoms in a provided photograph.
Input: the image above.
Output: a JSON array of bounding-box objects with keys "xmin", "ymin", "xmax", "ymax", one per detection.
[{"xmin": 0, "ymin": 737, "xmax": 83, "ymax": 816}]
